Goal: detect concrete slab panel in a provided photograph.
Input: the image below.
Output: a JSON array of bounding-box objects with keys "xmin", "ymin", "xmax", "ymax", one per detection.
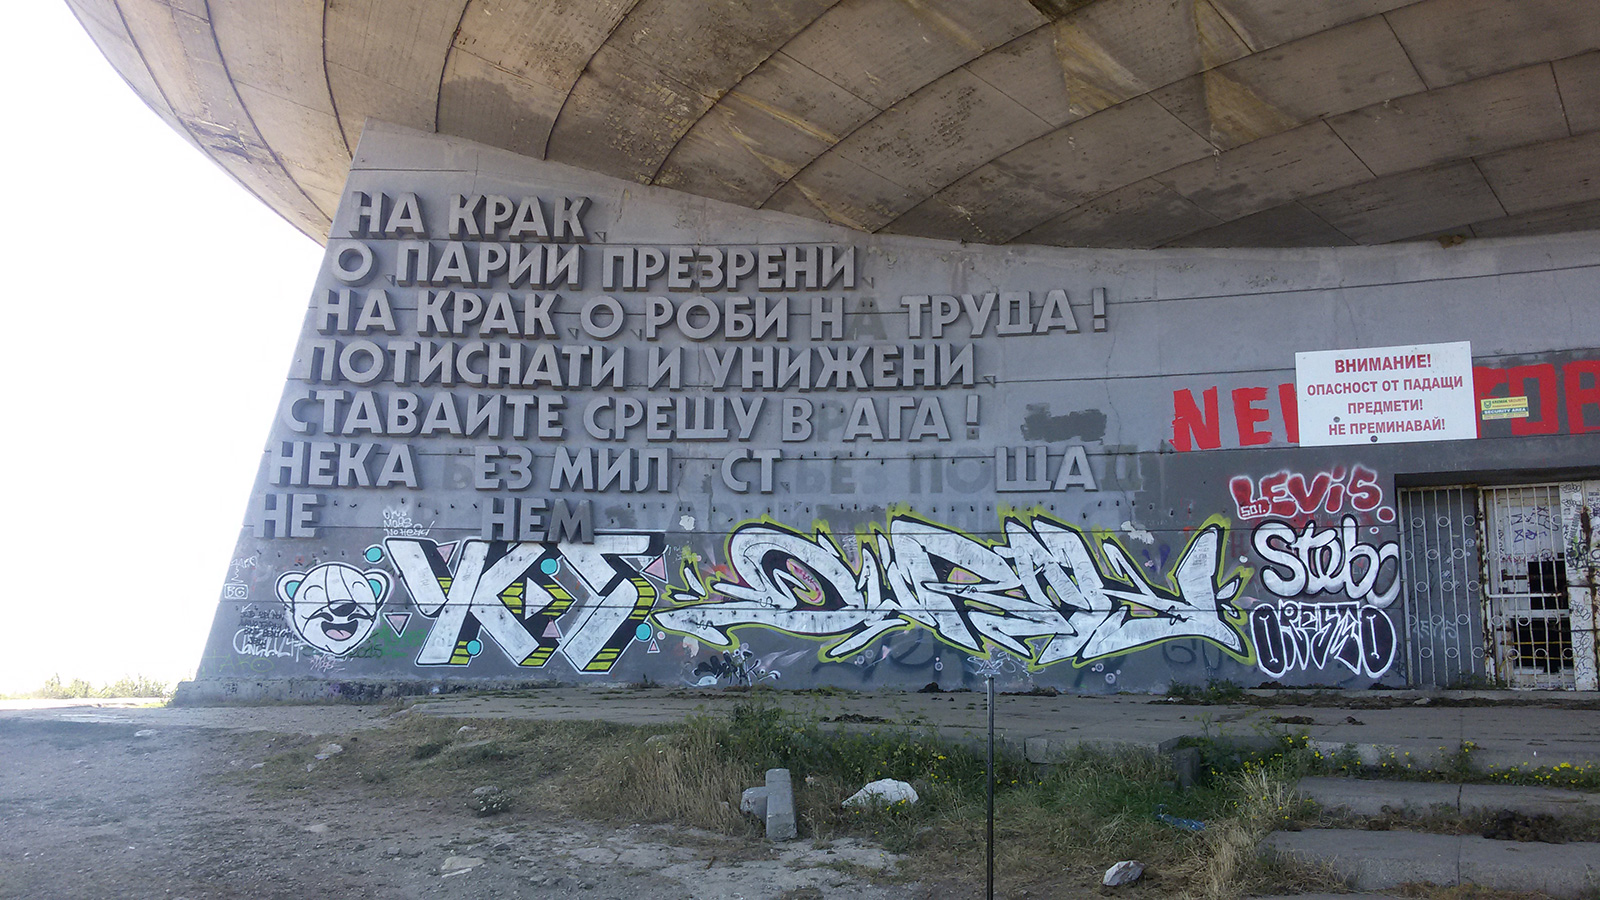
[
  {"xmin": 1329, "ymin": 65, "xmax": 1570, "ymax": 178},
  {"xmin": 1554, "ymin": 52, "xmax": 1600, "ymax": 136},
  {"xmin": 117, "ymin": 0, "xmax": 330, "ymax": 236},
  {"xmin": 1157, "ymin": 121, "xmax": 1372, "ymax": 221},
  {"xmin": 1472, "ymin": 198, "xmax": 1600, "ymax": 239},
  {"xmin": 1302, "ymin": 162, "xmax": 1506, "ymax": 244},
  {"xmin": 209, "ymin": 0, "xmax": 335, "ymax": 109},
  {"xmin": 991, "ymin": 96, "xmax": 1215, "ymax": 206},
  {"xmin": 1162, "ymin": 202, "xmax": 1356, "ymax": 247},
  {"xmin": 1297, "ymin": 776, "xmax": 1461, "ymax": 816},
  {"xmin": 116, "ymin": 0, "xmax": 230, "ymax": 123},
  {"xmin": 655, "ymin": 100, "xmax": 829, "ymax": 206},
  {"xmin": 1047, "ymin": 0, "xmax": 1250, "ymax": 119},
  {"xmin": 724, "ymin": 51, "xmax": 884, "ymax": 146},
  {"xmin": 65, "ymin": 0, "xmax": 190, "ymax": 141},
  {"xmin": 965, "ymin": 28, "xmax": 1076, "ymax": 129},
  {"xmin": 447, "ymin": 0, "xmax": 632, "ymax": 100},
  {"xmin": 881, "ymin": 167, "xmax": 1077, "ymax": 243},
  {"xmin": 779, "ymin": 0, "xmax": 1045, "ymax": 111},
  {"xmin": 231, "ymin": 84, "xmax": 350, "ymax": 216},
  {"xmin": 832, "ymin": 69, "xmax": 1053, "ymax": 195},
  {"xmin": 1478, "ymin": 131, "xmax": 1600, "ymax": 216},
  {"xmin": 323, "ymin": 0, "xmax": 464, "ymax": 146},
  {"xmin": 1265, "ymin": 829, "xmax": 1460, "ymax": 890},
  {"xmin": 325, "ymin": 61, "xmax": 441, "ymax": 148},
  {"xmin": 438, "ymin": 0, "xmax": 634, "ymax": 159},
  {"xmin": 437, "ymin": 52, "xmax": 565, "ymax": 161},
  {"xmin": 768, "ymin": 153, "xmax": 921, "ymax": 231},
  {"xmin": 1459, "ymin": 783, "xmax": 1600, "ymax": 817},
  {"xmin": 1387, "ymin": 0, "xmax": 1600, "ymax": 89},
  {"xmin": 546, "ymin": 55, "xmax": 711, "ymax": 183},
  {"xmin": 549, "ymin": 0, "xmax": 846, "ymax": 181},
  {"xmin": 605, "ymin": 0, "xmax": 837, "ymax": 98},
  {"xmin": 1208, "ymin": 0, "xmax": 1416, "ymax": 52},
  {"xmin": 657, "ymin": 50, "xmax": 881, "ymax": 205},
  {"xmin": 1455, "ymin": 836, "xmax": 1600, "ymax": 897},
  {"xmin": 1021, "ymin": 180, "xmax": 1220, "ymax": 248},
  {"xmin": 1151, "ymin": 17, "xmax": 1426, "ymax": 149},
  {"xmin": 756, "ymin": 180, "xmax": 841, "ymax": 226},
  {"xmin": 211, "ymin": 0, "xmax": 352, "ymax": 217}
]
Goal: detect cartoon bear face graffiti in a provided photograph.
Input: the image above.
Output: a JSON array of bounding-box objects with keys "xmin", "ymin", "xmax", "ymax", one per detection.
[{"xmin": 275, "ymin": 563, "xmax": 391, "ymax": 656}]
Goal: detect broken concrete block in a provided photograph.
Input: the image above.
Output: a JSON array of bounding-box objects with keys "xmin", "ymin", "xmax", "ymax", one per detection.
[
  {"xmin": 740, "ymin": 786, "xmax": 769, "ymax": 818},
  {"xmin": 765, "ymin": 768, "xmax": 797, "ymax": 841}
]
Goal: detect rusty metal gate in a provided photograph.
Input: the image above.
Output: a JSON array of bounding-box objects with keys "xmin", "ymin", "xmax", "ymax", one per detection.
[
  {"xmin": 1398, "ymin": 487, "xmax": 1486, "ymax": 688},
  {"xmin": 1482, "ymin": 484, "xmax": 1576, "ymax": 689}
]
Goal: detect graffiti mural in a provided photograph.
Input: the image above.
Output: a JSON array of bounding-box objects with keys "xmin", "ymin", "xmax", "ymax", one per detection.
[
  {"xmin": 224, "ymin": 505, "xmax": 1420, "ymax": 683},
  {"xmin": 233, "ymin": 603, "xmax": 303, "ymax": 660},
  {"xmin": 1230, "ymin": 464, "xmax": 1394, "ymax": 524},
  {"xmin": 384, "ymin": 533, "xmax": 665, "ymax": 672},
  {"xmin": 274, "ymin": 562, "xmax": 391, "ymax": 656},
  {"xmin": 653, "ymin": 513, "xmax": 1253, "ymax": 669},
  {"xmin": 1250, "ymin": 601, "xmax": 1397, "ymax": 679},
  {"xmin": 1235, "ymin": 460, "xmax": 1403, "ymax": 679},
  {"xmin": 1252, "ymin": 515, "xmax": 1401, "ymax": 607}
]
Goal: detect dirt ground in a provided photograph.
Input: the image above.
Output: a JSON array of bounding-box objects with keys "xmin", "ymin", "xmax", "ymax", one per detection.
[{"xmin": 0, "ymin": 716, "xmax": 937, "ymax": 900}]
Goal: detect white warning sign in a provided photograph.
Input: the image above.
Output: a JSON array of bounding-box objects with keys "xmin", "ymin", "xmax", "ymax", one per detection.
[{"xmin": 1296, "ymin": 341, "xmax": 1476, "ymax": 446}]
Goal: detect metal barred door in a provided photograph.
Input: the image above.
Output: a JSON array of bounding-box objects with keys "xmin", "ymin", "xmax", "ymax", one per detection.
[
  {"xmin": 1482, "ymin": 485, "xmax": 1575, "ymax": 689},
  {"xmin": 1398, "ymin": 487, "xmax": 1486, "ymax": 688}
]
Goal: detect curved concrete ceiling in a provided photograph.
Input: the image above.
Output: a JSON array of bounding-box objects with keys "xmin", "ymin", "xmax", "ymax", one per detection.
[{"xmin": 70, "ymin": 0, "xmax": 1600, "ymax": 248}]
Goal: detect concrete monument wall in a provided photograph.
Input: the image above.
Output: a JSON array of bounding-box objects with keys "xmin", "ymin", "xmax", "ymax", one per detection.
[{"xmin": 186, "ymin": 122, "xmax": 1600, "ymax": 700}]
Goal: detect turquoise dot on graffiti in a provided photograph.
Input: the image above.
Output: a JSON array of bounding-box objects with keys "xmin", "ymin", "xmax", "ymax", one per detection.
[
  {"xmin": 364, "ymin": 545, "xmax": 384, "ymax": 563},
  {"xmin": 635, "ymin": 623, "xmax": 652, "ymax": 642},
  {"xmin": 466, "ymin": 640, "xmax": 482, "ymax": 655},
  {"xmin": 539, "ymin": 558, "xmax": 560, "ymax": 575}
]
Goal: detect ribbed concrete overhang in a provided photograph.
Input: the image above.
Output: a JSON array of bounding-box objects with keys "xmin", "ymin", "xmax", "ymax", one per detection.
[{"xmin": 70, "ymin": 0, "xmax": 1600, "ymax": 248}]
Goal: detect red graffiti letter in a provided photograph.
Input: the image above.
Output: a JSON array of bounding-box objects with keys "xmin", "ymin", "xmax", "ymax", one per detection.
[
  {"xmin": 1348, "ymin": 464, "xmax": 1382, "ymax": 513},
  {"xmin": 1172, "ymin": 387, "xmax": 1220, "ymax": 452},
  {"xmin": 1564, "ymin": 360, "xmax": 1600, "ymax": 435},
  {"xmin": 1232, "ymin": 386, "xmax": 1271, "ymax": 447},
  {"xmin": 1506, "ymin": 364, "xmax": 1559, "ymax": 436},
  {"xmin": 1277, "ymin": 383, "xmax": 1300, "ymax": 444}
]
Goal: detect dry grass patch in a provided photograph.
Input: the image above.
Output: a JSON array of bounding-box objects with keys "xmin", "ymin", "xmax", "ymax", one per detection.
[{"xmin": 231, "ymin": 702, "xmax": 1333, "ymax": 898}]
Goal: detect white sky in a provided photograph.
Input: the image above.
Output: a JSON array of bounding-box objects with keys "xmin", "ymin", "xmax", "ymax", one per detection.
[{"xmin": 0, "ymin": 4, "xmax": 325, "ymax": 692}]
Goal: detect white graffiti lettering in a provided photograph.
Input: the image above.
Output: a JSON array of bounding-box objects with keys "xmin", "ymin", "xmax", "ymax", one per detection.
[
  {"xmin": 1252, "ymin": 515, "xmax": 1400, "ymax": 607},
  {"xmin": 653, "ymin": 515, "xmax": 1249, "ymax": 667},
  {"xmin": 1250, "ymin": 601, "xmax": 1396, "ymax": 678},
  {"xmin": 385, "ymin": 533, "xmax": 663, "ymax": 673}
]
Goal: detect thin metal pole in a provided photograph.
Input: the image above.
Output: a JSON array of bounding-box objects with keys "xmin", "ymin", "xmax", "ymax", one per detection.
[{"xmin": 986, "ymin": 674, "xmax": 995, "ymax": 900}]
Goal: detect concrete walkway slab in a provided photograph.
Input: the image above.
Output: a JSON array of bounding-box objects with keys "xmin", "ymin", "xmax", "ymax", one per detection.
[
  {"xmin": 1459, "ymin": 783, "xmax": 1600, "ymax": 818},
  {"xmin": 403, "ymin": 688, "xmax": 1600, "ymax": 770},
  {"xmin": 1263, "ymin": 828, "xmax": 1600, "ymax": 898},
  {"xmin": 1299, "ymin": 776, "xmax": 1600, "ymax": 818},
  {"xmin": 1298, "ymin": 777, "xmax": 1460, "ymax": 816},
  {"xmin": 4, "ymin": 688, "xmax": 1600, "ymax": 774}
]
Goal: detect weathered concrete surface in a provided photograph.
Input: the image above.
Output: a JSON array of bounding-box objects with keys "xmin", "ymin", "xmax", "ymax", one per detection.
[
  {"xmin": 71, "ymin": 0, "xmax": 1600, "ymax": 248},
  {"xmin": 22, "ymin": 689, "xmax": 1598, "ymax": 772},
  {"xmin": 1299, "ymin": 776, "xmax": 1600, "ymax": 818},
  {"xmin": 183, "ymin": 122, "xmax": 1600, "ymax": 700},
  {"xmin": 1263, "ymin": 828, "xmax": 1600, "ymax": 898},
  {"xmin": 0, "ymin": 715, "xmax": 917, "ymax": 900}
]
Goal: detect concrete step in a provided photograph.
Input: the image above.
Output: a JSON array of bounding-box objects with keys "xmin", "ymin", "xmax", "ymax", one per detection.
[
  {"xmin": 1298, "ymin": 776, "xmax": 1600, "ymax": 818},
  {"xmin": 1262, "ymin": 828, "xmax": 1600, "ymax": 898}
]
